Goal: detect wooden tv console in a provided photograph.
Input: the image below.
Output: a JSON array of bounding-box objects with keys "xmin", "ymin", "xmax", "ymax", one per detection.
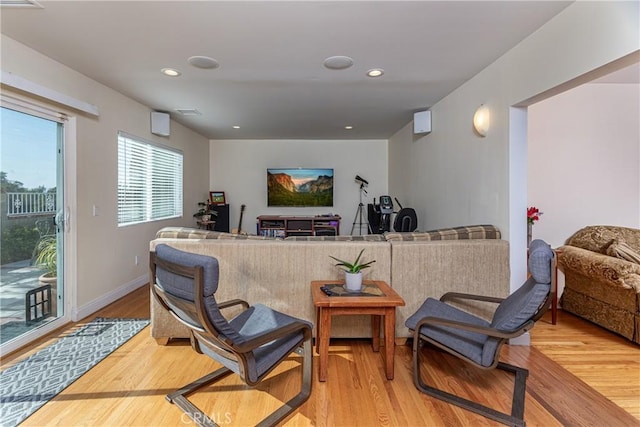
[{"xmin": 257, "ymin": 215, "xmax": 341, "ymax": 238}]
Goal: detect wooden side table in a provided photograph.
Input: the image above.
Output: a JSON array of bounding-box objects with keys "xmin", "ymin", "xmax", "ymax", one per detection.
[
  {"xmin": 551, "ymin": 248, "xmax": 560, "ymax": 325},
  {"xmin": 311, "ymin": 280, "xmax": 405, "ymax": 382}
]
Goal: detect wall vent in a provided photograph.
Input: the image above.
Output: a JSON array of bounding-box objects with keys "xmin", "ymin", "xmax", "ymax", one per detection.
[
  {"xmin": 175, "ymin": 109, "xmax": 202, "ymax": 116},
  {"xmin": 0, "ymin": 0, "xmax": 43, "ymax": 8}
]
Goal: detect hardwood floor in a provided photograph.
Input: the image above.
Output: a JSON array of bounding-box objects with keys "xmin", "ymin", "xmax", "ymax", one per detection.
[
  {"xmin": 2, "ymin": 285, "xmax": 638, "ymax": 426},
  {"xmin": 530, "ymin": 309, "xmax": 640, "ymax": 421}
]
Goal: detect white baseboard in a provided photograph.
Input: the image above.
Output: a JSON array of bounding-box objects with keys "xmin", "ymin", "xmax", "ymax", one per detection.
[
  {"xmin": 72, "ymin": 274, "xmax": 148, "ymax": 321},
  {"xmin": 509, "ymin": 332, "xmax": 531, "ymax": 346}
]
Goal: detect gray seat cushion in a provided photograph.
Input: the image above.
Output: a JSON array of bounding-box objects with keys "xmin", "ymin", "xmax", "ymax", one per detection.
[
  {"xmin": 405, "ymin": 298, "xmax": 490, "ymax": 366},
  {"xmin": 528, "ymin": 239, "xmax": 554, "ymax": 284},
  {"xmin": 201, "ymin": 303, "xmax": 310, "ymax": 382}
]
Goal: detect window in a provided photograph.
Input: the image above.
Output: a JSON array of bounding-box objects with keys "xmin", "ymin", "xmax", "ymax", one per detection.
[{"xmin": 117, "ymin": 131, "xmax": 183, "ymax": 226}]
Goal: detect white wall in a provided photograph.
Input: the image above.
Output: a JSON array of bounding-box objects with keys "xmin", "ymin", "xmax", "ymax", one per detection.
[
  {"xmin": 388, "ymin": 1, "xmax": 639, "ymax": 290},
  {"xmin": 1, "ymin": 35, "xmax": 210, "ymax": 318},
  {"xmin": 387, "ymin": 122, "xmax": 416, "ymax": 222},
  {"xmin": 528, "ymin": 83, "xmax": 640, "ymax": 248},
  {"xmin": 210, "ymin": 139, "xmax": 388, "ymax": 235}
]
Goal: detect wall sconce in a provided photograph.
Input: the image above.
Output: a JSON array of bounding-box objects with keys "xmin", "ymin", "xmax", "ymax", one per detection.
[{"xmin": 473, "ymin": 104, "xmax": 490, "ymax": 137}]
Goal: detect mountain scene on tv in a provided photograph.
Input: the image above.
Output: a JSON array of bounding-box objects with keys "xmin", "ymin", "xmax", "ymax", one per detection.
[{"xmin": 267, "ymin": 169, "xmax": 333, "ymax": 207}]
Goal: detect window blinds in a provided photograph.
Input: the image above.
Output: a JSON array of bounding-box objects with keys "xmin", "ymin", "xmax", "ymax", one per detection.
[{"xmin": 117, "ymin": 131, "xmax": 183, "ymax": 226}]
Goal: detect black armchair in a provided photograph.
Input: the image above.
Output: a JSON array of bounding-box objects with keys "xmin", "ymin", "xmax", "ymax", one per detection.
[
  {"xmin": 405, "ymin": 239, "xmax": 555, "ymax": 426},
  {"xmin": 150, "ymin": 244, "xmax": 313, "ymax": 427}
]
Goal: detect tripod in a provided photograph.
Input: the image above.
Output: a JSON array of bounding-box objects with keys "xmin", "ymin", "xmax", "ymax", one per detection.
[{"xmin": 351, "ymin": 183, "xmax": 372, "ymax": 235}]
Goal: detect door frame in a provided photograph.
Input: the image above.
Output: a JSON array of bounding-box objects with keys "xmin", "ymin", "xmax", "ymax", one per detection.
[{"xmin": 0, "ymin": 94, "xmax": 77, "ymax": 355}]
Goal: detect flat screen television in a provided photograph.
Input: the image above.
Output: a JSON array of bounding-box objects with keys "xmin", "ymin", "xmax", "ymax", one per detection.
[{"xmin": 267, "ymin": 168, "xmax": 334, "ymax": 207}]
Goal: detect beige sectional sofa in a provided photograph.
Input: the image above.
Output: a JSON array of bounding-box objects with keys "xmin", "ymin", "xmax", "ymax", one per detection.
[{"xmin": 149, "ymin": 225, "xmax": 510, "ymax": 343}]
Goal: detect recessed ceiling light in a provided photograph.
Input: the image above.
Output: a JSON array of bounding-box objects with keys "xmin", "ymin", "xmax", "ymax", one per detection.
[
  {"xmin": 161, "ymin": 68, "xmax": 182, "ymax": 77},
  {"xmin": 324, "ymin": 56, "xmax": 354, "ymax": 70},
  {"xmin": 345, "ymin": 126, "xmax": 353, "ymax": 130},
  {"xmin": 366, "ymin": 68, "xmax": 384, "ymax": 77},
  {"xmin": 232, "ymin": 125, "xmax": 240, "ymax": 129},
  {"xmin": 188, "ymin": 56, "xmax": 220, "ymax": 70}
]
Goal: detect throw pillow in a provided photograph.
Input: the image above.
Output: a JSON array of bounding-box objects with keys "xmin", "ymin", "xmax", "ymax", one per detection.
[
  {"xmin": 568, "ymin": 226, "xmax": 617, "ymax": 254},
  {"xmin": 607, "ymin": 238, "xmax": 640, "ymax": 265}
]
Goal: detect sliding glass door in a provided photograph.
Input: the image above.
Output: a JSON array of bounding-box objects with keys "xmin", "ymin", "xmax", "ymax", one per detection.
[{"xmin": 0, "ymin": 105, "xmax": 65, "ymax": 347}]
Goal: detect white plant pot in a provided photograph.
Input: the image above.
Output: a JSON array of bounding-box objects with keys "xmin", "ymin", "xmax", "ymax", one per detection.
[{"xmin": 345, "ymin": 272, "xmax": 363, "ymax": 292}]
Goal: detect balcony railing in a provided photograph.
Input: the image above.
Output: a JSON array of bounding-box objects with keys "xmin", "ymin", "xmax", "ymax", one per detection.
[{"xmin": 6, "ymin": 192, "xmax": 57, "ymax": 217}]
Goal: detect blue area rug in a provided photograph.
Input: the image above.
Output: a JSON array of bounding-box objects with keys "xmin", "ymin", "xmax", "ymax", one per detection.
[{"xmin": 0, "ymin": 317, "xmax": 149, "ymax": 426}]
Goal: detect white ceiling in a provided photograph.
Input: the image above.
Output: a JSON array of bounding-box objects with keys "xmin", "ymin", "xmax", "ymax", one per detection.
[{"xmin": 1, "ymin": 1, "xmax": 575, "ymax": 140}]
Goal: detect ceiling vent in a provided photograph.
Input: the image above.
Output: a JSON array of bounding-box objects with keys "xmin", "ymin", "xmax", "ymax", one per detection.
[
  {"xmin": 175, "ymin": 109, "xmax": 202, "ymax": 116},
  {"xmin": 0, "ymin": 0, "xmax": 42, "ymax": 7}
]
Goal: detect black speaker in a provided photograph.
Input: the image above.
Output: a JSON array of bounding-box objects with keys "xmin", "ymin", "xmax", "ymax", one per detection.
[
  {"xmin": 213, "ymin": 204, "xmax": 230, "ymax": 232},
  {"xmin": 151, "ymin": 111, "xmax": 170, "ymax": 136}
]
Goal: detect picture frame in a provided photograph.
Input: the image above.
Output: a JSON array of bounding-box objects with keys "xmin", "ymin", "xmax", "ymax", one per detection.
[{"xmin": 209, "ymin": 191, "xmax": 226, "ymax": 205}]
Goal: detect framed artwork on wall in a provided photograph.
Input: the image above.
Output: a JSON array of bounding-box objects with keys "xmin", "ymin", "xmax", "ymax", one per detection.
[
  {"xmin": 210, "ymin": 191, "xmax": 226, "ymax": 205},
  {"xmin": 266, "ymin": 168, "xmax": 333, "ymax": 207}
]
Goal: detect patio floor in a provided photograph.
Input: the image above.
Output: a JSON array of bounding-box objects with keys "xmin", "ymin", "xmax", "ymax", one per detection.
[{"xmin": 0, "ymin": 260, "xmax": 55, "ymax": 344}]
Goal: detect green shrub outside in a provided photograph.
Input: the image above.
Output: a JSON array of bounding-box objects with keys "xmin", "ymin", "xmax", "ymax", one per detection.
[
  {"xmin": 2, "ymin": 174, "xmax": 56, "ymax": 265},
  {"xmin": 1, "ymin": 225, "xmax": 39, "ymax": 265}
]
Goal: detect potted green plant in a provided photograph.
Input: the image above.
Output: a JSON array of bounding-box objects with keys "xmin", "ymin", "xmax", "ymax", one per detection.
[
  {"xmin": 35, "ymin": 235, "xmax": 58, "ymax": 311},
  {"xmin": 330, "ymin": 248, "xmax": 375, "ymax": 291},
  {"xmin": 35, "ymin": 236, "xmax": 57, "ymax": 280},
  {"xmin": 193, "ymin": 201, "xmax": 218, "ymax": 223}
]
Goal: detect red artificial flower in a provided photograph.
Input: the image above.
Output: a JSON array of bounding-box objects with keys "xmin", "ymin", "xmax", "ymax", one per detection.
[{"xmin": 527, "ymin": 206, "xmax": 543, "ymax": 224}]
